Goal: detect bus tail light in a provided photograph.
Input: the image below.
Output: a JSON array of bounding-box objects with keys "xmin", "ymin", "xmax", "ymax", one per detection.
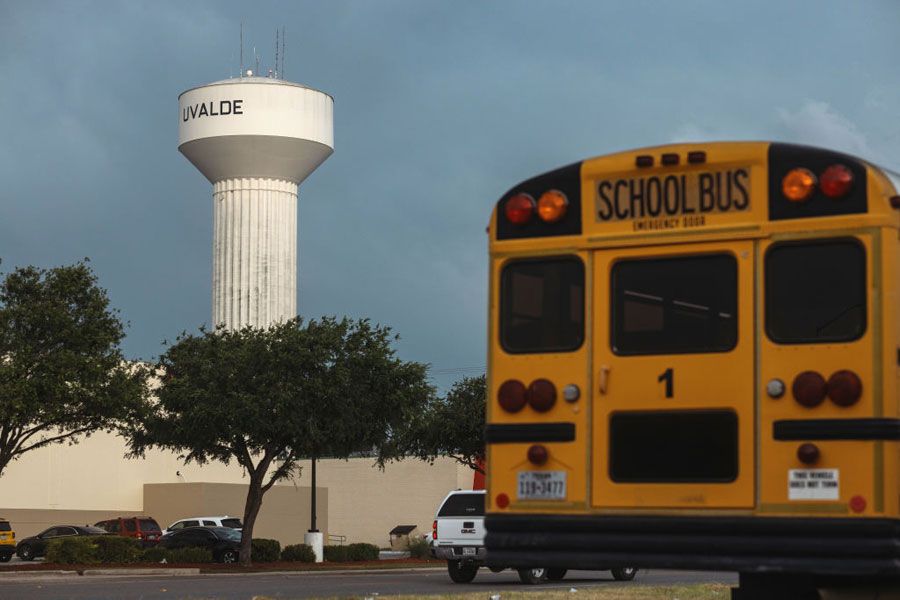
[
  {"xmin": 495, "ymin": 493, "xmax": 510, "ymax": 509},
  {"xmin": 537, "ymin": 190, "xmax": 568, "ymax": 223},
  {"xmin": 792, "ymin": 371, "xmax": 827, "ymax": 407},
  {"xmin": 850, "ymin": 495, "xmax": 867, "ymax": 513},
  {"xmin": 505, "ymin": 193, "xmax": 535, "ymax": 225},
  {"xmin": 527, "ymin": 379, "xmax": 557, "ymax": 412},
  {"xmin": 432, "ymin": 520, "xmax": 437, "ymax": 540},
  {"xmin": 827, "ymin": 370, "xmax": 862, "ymax": 407},
  {"xmin": 498, "ymin": 380, "xmax": 527, "ymax": 413},
  {"xmin": 819, "ymin": 164, "xmax": 853, "ymax": 199},
  {"xmin": 782, "ymin": 168, "xmax": 817, "ymax": 202},
  {"xmin": 527, "ymin": 444, "xmax": 548, "ymax": 466}
]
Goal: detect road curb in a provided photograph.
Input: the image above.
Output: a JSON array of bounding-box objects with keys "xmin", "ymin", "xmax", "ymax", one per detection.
[
  {"xmin": 0, "ymin": 570, "xmax": 78, "ymax": 580},
  {"xmin": 82, "ymin": 568, "xmax": 201, "ymax": 576}
]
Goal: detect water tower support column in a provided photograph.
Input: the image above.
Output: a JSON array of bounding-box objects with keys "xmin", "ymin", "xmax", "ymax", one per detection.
[{"xmin": 212, "ymin": 177, "xmax": 298, "ymax": 329}]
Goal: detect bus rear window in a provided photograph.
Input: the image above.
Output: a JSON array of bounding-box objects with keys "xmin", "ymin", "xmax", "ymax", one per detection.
[
  {"xmin": 765, "ymin": 239, "xmax": 866, "ymax": 344},
  {"xmin": 611, "ymin": 254, "xmax": 737, "ymax": 355},
  {"xmin": 500, "ymin": 257, "xmax": 584, "ymax": 353}
]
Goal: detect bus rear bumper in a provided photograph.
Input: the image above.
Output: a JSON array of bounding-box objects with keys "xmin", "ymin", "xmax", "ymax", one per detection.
[{"xmin": 485, "ymin": 514, "xmax": 900, "ymax": 577}]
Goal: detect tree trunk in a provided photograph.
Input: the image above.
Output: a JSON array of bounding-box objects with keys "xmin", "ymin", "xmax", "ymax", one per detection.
[{"xmin": 239, "ymin": 470, "xmax": 266, "ymax": 566}]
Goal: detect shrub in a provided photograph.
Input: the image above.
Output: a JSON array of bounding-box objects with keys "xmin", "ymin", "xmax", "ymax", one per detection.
[
  {"xmin": 139, "ymin": 547, "xmax": 169, "ymax": 563},
  {"xmin": 166, "ymin": 547, "xmax": 214, "ymax": 563},
  {"xmin": 323, "ymin": 545, "xmax": 350, "ymax": 562},
  {"xmin": 407, "ymin": 536, "xmax": 431, "ymax": 559},
  {"xmin": 281, "ymin": 544, "xmax": 316, "ymax": 562},
  {"xmin": 93, "ymin": 536, "xmax": 142, "ymax": 563},
  {"xmin": 45, "ymin": 537, "xmax": 99, "ymax": 564},
  {"xmin": 251, "ymin": 538, "xmax": 281, "ymax": 562},
  {"xmin": 347, "ymin": 543, "xmax": 379, "ymax": 561}
]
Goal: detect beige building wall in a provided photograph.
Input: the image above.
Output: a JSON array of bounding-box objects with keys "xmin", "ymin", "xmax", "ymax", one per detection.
[
  {"xmin": 0, "ymin": 432, "xmax": 476, "ymax": 547},
  {"xmin": 144, "ymin": 482, "xmax": 326, "ymax": 547},
  {"xmin": 284, "ymin": 456, "xmax": 475, "ymax": 547},
  {"xmin": 0, "ymin": 431, "xmax": 250, "ymax": 511}
]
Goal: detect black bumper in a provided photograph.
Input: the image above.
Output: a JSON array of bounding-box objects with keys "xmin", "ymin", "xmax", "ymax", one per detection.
[{"xmin": 485, "ymin": 514, "xmax": 900, "ymax": 577}]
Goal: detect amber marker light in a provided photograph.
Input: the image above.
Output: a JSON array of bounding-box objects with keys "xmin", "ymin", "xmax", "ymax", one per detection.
[
  {"xmin": 782, "ymin": 168, "xmax": 817, "ymax": 202},
  {"xmin": 819, "ymin": 164, "xmax": 853, "ymax": 198},
  {"xmin": 498, "ymin": 380, "xmax": 527, "ymax": 413},
  {"xmin": 505, "ymin": 193, "xmax": 535, "ymax": 225},
  {"xmin": 792, "ymin": 371, "xmax": 827, "ymax": 408},
  {"xmin": 537, "ymin": 190, "xmax": 568, "ymax": 223}
]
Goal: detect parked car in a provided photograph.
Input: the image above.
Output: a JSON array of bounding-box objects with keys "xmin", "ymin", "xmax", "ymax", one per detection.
[
  {"xmin": 162, "ymin": 516, "xmax": 243, "ymax": 535},
  {"xmin": 94, "ymin": 516, "xmax": 163, "ymax": 547},
  {"xmin": 0, "ymin": 518, "xmax": 15, "ymax": 562},
  {"xmin": 16, "ymin": 525, "xmax": 109, "ymax": 561},
  {"xmin": 158, "ymin": 526, "xmax": 241, "ymax": 563},
  {"xmin": 431, "ymin": 490, "xmax": 638, "ymax": 584}
]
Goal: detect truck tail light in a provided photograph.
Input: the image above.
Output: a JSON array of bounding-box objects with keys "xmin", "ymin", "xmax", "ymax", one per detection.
[{"xmin": 432, "ymin": 520, "xmax": 437, "ymax": 540}]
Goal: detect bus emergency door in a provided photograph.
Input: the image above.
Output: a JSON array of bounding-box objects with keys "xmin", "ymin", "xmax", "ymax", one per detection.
[{"xmin": 591, "ymin": 240, "xmax": 755, "ymax": 509}]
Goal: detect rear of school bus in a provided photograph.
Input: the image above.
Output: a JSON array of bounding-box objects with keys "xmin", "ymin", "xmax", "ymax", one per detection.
[{"xmin": 484, "ymin": 142, "xmax": 900, "ymax": 581}]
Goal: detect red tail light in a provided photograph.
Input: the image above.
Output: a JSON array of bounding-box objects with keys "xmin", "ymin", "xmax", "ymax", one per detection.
[
  {"xmin": 827, "ymin": 370, "xmax": 862, "ymax": 407},
  {"xmin": 495, "ymin": 493, "xmax": 510, "ymax": 509},
  {"xmin": 797, "ymin": 443, "xmax": 820, "ymax": 465},
  {"xmin": 527, "ymin": 444, "xmax": 548, "ymax": 466},
  {"xmin": 432, "ymin": 520, "xmax": 437, "ymax": 540},
  {"xmin": 498, "ymin": 379, "xmax": 527, "ymax": 413},
  {"xmin": 850, "ymin": 495, "xmax": 867, "ymax": 513},
  {"xmin": 819, "ymin": 164, "xmax": 853, "ymax": 198},
  {"xmin": 527, "ymin": 379, "xmax": 557, "ymax": 412},
  {"xmin": 505, "ymin": 193, "xmax": 535, "ymax": 225},
  {"xmin": 792, "ymin": 371, "xmax": 827, "ymax": 407}
]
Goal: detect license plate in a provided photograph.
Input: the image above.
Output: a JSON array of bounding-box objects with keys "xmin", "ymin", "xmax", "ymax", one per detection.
[
  {"xmin": 517, "ymin": 471, "xmax": 566, "ymax": 500},
  {"xmin": 462, "ymin": 547, "xmax": 476, "ymax": 556}
]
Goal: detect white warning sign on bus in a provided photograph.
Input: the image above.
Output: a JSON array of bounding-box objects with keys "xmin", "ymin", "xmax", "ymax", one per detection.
[{"xmin": 788, "ymin": 469, "xmax": 839, "ymax": 500}]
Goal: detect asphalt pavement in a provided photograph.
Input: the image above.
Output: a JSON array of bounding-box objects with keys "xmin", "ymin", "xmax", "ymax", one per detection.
[{"xmin": 0, "ymin": 566, "xmax": 737, "ymax": 599}]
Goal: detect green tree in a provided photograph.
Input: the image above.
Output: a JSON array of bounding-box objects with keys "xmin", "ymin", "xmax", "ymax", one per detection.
[
  {"xmin": 0, "ymin": 261, "xmax": 148, "ymax": 477},
  {"xmin": 402, "ymin": 374, "xmax": 486, "ymax": 473},
  {"xmin": 125, "ymin": 317, "xmax": 432, "ymax": 565}
]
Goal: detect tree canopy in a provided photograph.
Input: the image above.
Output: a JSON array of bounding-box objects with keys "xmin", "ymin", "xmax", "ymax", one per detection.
[
  {"xmin": 401, "ymin": 374, "xmax": 486, "ymax": 473},
  {"xmin": 125, "ymin": 316, "xmax": 433, "ymax": 564},
  {"xmin": 0, "ymin": 261, "xmax": 148, "ymax": 478}
]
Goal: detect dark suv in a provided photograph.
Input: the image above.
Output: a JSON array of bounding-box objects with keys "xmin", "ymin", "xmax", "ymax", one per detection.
[{"xmin": 94, "ymin": 517, "xmax": 163, "ymax": 547}]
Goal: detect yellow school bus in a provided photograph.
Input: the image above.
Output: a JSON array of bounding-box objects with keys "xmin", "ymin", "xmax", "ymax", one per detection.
[{"xmin": 484, "ymin": 142, "xmax": 900, "ymax": 590}]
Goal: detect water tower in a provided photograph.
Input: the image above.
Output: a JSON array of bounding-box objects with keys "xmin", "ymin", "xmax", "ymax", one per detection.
[{"xmin": 178, "ymin": 75, "xmax": 333, "ymax": 329}]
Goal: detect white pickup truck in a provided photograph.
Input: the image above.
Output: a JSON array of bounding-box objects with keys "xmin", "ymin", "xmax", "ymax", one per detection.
[{"xmin": 431, "ymin": 490, "xmax": 638, "ymax": 584}]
